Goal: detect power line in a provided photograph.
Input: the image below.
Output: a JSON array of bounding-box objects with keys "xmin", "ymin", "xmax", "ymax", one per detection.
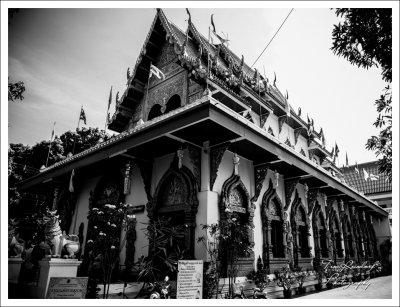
[{"xmin": 251, "ymin": 8, "xmax": 294, "ymax": 68}]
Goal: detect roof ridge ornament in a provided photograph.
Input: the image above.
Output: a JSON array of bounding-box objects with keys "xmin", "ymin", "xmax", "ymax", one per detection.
[{"xmin": 186, "ymin": 8, "xmax": 191, "ymax": 24}]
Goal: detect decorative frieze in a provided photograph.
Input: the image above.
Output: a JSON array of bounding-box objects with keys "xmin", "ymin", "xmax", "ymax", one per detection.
[
  {"xmin": 252, "ymin": 165, "xmax": 269, "ymax": 203},
  {"xmin": 210, "ymin": 143, "xmax": 230, "ymax": 190},
  {"xmin": 260, "ymin": 111, "xmax": 270, "ymax": 128},
  {"xmin": 307, "ymin": 189, "xmax": 319, "ymax": 216},
  {"xmin": 278, "ymin": 116, "xmax": 287, "ymax": 134},
  {"xmin": 294, "ymin": 127, "xmax": 305, "ymax": 145},
  {"xmin": 186, "ymin": 144, "xmax": 201, "ymax": 191},
  {"xmin": 284, "ymin": 179, "xmax": 299, "ymax": 211},
  {"xmin": 267, "ymin": 126, "xmax": 275, "ymax": 137},
  {"xmin": 138, "ymin": 161, "xmax": 153, "ymax": 202}
]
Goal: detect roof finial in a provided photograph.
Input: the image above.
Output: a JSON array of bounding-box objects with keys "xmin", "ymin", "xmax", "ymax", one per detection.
[
  {"xmin": 211, "ymin": 14, "xmax": 216, "ymax": 33},
  {"xmin": 127, "ymin": 67, "xmax": 131, "ymax": 81},
  {"xmin": 298, "ymin": 107, "xmax": 301, "ymax": 117},
  {"xmin": 273, "ymin": 72, "xmax": 277, "ymax": 87},
  {"xmin": 285, "ymin": 90, "xmax": 289, "ymax": 100},
  {"xmin": 186, "ymin": 8, "xmax": 191, "ymax": 24}
]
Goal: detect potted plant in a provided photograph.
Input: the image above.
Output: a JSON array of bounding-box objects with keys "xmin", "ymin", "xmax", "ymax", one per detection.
[
  {"xmin": 85, "ymin": 202, "xmax": 137, "ymax": 299},
  {"xmin": 276, "ymin": 266, "xmax": 296, "ymax": 298},
  {"xmin": 314, "ymin": 267, "xmax": 324, "ymax": 292},
  {"xmin": 294, "ymin": 267, "xmax": 309, "ymax": 294}
]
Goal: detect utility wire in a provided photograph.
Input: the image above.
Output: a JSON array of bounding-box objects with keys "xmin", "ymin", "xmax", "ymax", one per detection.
[{"xmin": 251, "ymin": 8, "xmax": 294, "ymax": 68}]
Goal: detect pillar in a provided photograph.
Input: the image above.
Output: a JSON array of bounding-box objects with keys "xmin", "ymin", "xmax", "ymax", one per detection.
[{"xmin": 195, "ymin": 141, "xmax": 219, "ymax": 261}]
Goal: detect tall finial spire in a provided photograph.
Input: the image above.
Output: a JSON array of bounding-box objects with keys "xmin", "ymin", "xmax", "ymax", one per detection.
[
  {"xmin": 186, "ymin": 8, "xmax": 191, "ymax": 24},
  {"xmin": 211, "ymin": 14, "xmax": 216, "ymax": 33}
]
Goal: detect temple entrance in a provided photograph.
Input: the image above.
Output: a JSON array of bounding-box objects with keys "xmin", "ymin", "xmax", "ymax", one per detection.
[
  {"xmin": 220, "ymin": 173, "xmax": 255, "ymax": 277},
  {"xmin": 261, "ymin": 180, "xmax": 287, "ymax": 271},
  {"xmin": 290, "ymin": 191, "xmax": 312, "ymax": 269},
  {"xmin": 317, "ymin": 213, "xmax": 329, "ymax": 258},
  {"xmin": 149, "ymin": 162, "xmax": 199, "ymax": 265}
]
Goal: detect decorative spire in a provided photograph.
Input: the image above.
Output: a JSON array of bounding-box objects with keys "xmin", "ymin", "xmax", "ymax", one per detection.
[
  {"xmin": 273, "ymin": 72, "xmax": 277, "ymax": 87},
  {"xmin": 233, "ymin": 153, "xmax": 240, "ymax": 175},
  {"xmin": 127, "ymin": 67, "xmax": 131, "ymax": 81},
  {"xmin": 116, "ymin": 91, "xmax": 120, "ymax": 104},
  {"xmin": 298, "ymin": 107, "xmax": 301, "ymax": 117},
  {"xmin": 186, "ymin": 8, "xmax": 191, "ymax": 24},
  {"xmin": 211, "ymin": 14, "xmax": 216, "ymax": 33},
  {"xmin": 285, "ymin": 90, "xmax": 289, "ymax": 100}
]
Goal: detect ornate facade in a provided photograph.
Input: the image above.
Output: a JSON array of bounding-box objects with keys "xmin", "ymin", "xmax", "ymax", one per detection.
[{"xmin": 19, "ymin": 9, "xmax": 390, "ymax": 276}]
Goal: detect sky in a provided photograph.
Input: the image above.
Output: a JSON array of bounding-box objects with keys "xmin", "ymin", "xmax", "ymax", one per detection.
[{"xmin": 3, "ymin": 2, "xmax": 398, "ymax": 168}]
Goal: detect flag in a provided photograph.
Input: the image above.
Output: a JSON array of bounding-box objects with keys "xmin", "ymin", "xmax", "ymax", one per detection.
[
  {"xmin": 370, "ymin": 173, "xmax": 379, "ymax": 181},
  {"xmin": 362, "ymin": 168, "xmax": 369, "ymax": 181},
  {"xmin": 69, "ymin": 169, "xmax": 75, "ymax": 193},
  {"xmin": 335, "ymin": 142, "xmax": 339, "ymax": 157},
  {"xmin": 345, "ymin": 152, "xmax": 349, "ymax": 167},
  {"xmin": 50, "ymin": 121, "xmax": 56, "ymax": 140},
  {"xmin": 79, "ymin": 107, "xmax": 87, "ymax": 125},
  {"xmin": 355, "ymin": 162, "xmax": 359, "ymax": 174},
  {"xmin": 149, "ymin": 64, "xmax": 165, "ymax": 80}
]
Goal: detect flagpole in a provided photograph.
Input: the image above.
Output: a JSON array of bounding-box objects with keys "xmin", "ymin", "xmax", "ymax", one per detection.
[
  {"xmin": 145, "ymin": 62, "xmax": 151, "ymax": 112},
  {"xmin": 207, "ymin": 26, "xmax": 211, "ymax": 91},
  {"xmin": 45, "ymin": 121, "xmax": 56, "ymax": 167},
  {"xmin": 72, "ymin": 106, "xmax": 82, "ymax": 155}
]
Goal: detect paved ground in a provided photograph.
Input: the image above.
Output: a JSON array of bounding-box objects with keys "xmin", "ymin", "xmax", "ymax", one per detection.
[{"xmin": 297, "ymin": 275, "xmax": 392, "ymax": 299}]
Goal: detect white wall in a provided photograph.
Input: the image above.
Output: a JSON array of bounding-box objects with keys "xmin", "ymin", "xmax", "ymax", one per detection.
[{"xmin": 69, "ymin": 175, "xmax": 101, "ymax": 255}]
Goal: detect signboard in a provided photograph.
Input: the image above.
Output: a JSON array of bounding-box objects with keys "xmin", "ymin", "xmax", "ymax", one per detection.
[
  {"xmin": 177, "ymin": 260, "xmax": 203, "ymax": 299},
  {"xmin": 46, "ymin": 277, "xmax": 88, "ymax": 299}
]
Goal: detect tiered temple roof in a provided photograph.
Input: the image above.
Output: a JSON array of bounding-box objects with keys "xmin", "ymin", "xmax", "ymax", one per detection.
[{"xmin": 108, "ymin": 9, "xmax": 334, "ymax": 167}]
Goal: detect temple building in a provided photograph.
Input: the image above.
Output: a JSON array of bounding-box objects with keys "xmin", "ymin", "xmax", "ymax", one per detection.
[{"xmin": 18, "ymin": 9, "xmax": 391, "ymax": 277}]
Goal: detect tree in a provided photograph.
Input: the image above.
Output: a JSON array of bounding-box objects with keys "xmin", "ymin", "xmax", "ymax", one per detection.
[
  {"xmin": 8, "ymin": 127, "xmax": 112, "ymax": 216},
  {"xmin": 365, "ymin": 85, "xmax": 392, "ymax": 181},
  {"xmin": 8, "ymin": 10, "xmax": 26, "ymax": 101},
  {"xmin": 8, "ymin": 80, "xmax": 26, "ymax": 102},
  {"xmin": 331, "ymin": 9, "xmax": 392, "ymax": 82},
  {"xmin": 331, "ymin": 8, "xmax": 392, "ymax": 180}
]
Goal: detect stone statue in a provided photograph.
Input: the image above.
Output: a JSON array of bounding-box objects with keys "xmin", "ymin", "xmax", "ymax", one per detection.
[
  {"xmin": 8, "ymin": 219, "xmax": 25, "ymax": 258},
  {"xmin": 43, "ymin": 209, "xmax": 80, "ymax": 258}
]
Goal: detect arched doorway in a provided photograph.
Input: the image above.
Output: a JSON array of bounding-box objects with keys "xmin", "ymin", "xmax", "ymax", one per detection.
[
  {"xmin": 290, "ymin": 191, "xmax": 312, "ymax": 269},
  {"xmin": 261, "ymin": 179, "xmax": 287, "ymax": 271},
  {"xmin": 333, "ymin": 217, "xmax": 343, "ymax": 259},
  {"xmin": 220, "ymin": 173, "xmax": 255, "ymax": 277},
  {"xmin": 81, "ymin": 172, "xmax": 125, "ymax": 277},
  {"xmin": 317, "ymin": 212, "xmax": 329, "ymax": 258},
  {"xmin": 346, "ymin": 220, "xmax": 355, "ymax": 259},
  {"xmin": 149, "ymin": 162, "xmax": 199, "ymax": 262}
]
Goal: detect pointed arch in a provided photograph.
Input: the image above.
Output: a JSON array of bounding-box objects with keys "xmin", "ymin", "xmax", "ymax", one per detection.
[
  {"xmin": 327, "ymin": 207, "xmax": 344, "ymax": 262},
  {"xmin": 148, "ymin": 160, "xmax": 199, "ymax": 259},
  {"xmin": 290, "ymin": 190, "xmax": 312, "ymax": 267},
  {"xmin": 312, "ymin": 202, "xmax": 330, "ymax": 260},
  {"xmin": 219, "ymin": 172, "xmax": 255, "ymax": 277},
  {"xmin": 261, "ymin": 178, "xmax": 287, "ymax": 270}
]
